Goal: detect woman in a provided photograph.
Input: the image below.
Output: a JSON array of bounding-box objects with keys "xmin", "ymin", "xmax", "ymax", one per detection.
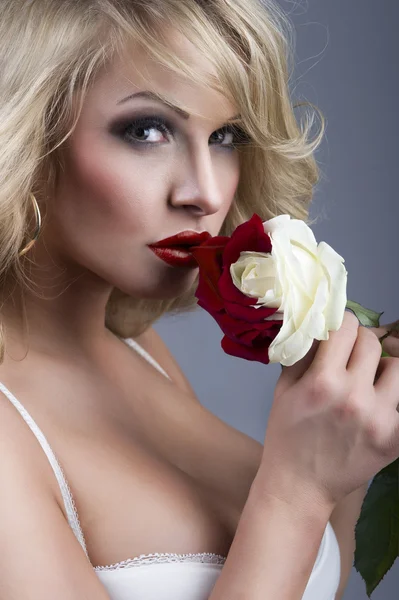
[{"xmin": 1, "ymin": 1, "xmax": 398, "ymax": 599}]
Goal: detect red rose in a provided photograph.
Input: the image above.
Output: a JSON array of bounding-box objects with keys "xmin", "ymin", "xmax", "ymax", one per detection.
[{"xmin": 190, "ymin": 213, "xmax": 283, "ymax": 364}]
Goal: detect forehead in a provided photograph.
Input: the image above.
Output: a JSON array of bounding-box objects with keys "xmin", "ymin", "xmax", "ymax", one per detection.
[{"xmin": 85, "ymin": 30, "xmax": 238, "ymax": 123}]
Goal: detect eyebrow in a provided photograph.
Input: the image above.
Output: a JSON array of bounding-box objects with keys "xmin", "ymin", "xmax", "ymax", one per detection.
[{"xmin": 117, "ymin": 90, "xmax": 241, "ymax": 122}]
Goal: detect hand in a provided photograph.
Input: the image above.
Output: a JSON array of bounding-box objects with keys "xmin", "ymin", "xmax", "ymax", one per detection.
[
  {"xmin": 258, "ymin": 311, "xmax": 399, "ymax": 509},
  {"xmin": 369, "ymin": 319, "xmax": 399, "ymax": 357}
]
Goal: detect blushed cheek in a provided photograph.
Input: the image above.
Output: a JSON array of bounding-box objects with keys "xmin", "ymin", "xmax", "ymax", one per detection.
[
  {"xmin": 223, "ymin": 157, "xmax": 241, "ymax": 215},
  {"xmin": 55, "ymin": 137, "xmax": 150, "ymax": 240},
  {"xmin": 65, "ymin": 136, "xmax": 133, "ymax": 215}
]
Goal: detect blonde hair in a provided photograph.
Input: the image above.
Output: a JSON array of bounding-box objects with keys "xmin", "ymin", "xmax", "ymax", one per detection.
[{"xmin": 0, "ymin": 0, "xmax": 325, "ymax": 359}]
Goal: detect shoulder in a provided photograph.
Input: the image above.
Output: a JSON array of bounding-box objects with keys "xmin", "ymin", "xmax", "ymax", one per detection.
[
  {"xmin": 136, "ymin": 326, "xmax": 265, "ymax": 484},
  {"xmin": 133, "ymin": 325, "xmax": 199, "ymax": 399},
  {"xmin": 132, "ymin": 328, "xmax": 268, "ymax": 511},
  {"xmin": 0, "ymin": 387, "xmax": 63, "ymax": 510},
  {"xmin": 0, "ymin": 404, "xmax": 109, "ymax": 598}
]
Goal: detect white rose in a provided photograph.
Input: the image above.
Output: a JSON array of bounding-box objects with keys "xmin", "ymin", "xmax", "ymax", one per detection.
[{"xmin": 230, "ymin": 215, "xmax": 348, "ymax": 366}]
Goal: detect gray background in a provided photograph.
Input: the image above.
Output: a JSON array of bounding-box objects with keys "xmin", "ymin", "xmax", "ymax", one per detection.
[{"xmin": 154, "ymin": 1, "xmax": 398, "ymax": 598}]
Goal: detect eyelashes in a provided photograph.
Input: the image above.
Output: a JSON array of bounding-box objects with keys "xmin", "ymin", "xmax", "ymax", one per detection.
[
  {"xmin": 116, "ymin": 114, "xmax": 251, "ymax": 149},
  {"xmin": 121, "ymin": 115, "xmax": 171, "ymax": 145}
]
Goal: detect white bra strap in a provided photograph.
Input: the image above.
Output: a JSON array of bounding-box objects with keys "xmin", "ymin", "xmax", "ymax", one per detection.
[
  {"xmin": 0, "ymin": 382, "xmax": 90, "ymax": 562},
  {"xmin": 122, "ymin": 337, "xmax": 171, "ymax": 380}
]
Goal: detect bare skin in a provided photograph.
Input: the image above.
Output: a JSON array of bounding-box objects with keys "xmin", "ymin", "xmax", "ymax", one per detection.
[
  {"xmin": 0, "ymin": 324, "xmax": 263, "ymax": 568},
  {"xmin": 0, "ymin": 31, "xmax": 261, "ymax": 568}
]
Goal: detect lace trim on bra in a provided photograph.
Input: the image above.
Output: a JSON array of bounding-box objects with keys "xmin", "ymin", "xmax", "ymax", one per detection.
[{"xmin": 94, "ymin": 551, "xmax": 227, "ymax": 571}]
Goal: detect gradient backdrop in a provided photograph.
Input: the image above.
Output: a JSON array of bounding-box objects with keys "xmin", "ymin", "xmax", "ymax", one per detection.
[{"xmin": 154, "ymin": 1, "xmax": 399, "ymax": 598}]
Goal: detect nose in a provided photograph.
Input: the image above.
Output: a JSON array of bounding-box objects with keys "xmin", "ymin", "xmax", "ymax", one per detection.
[{"xmin": 169, "ymin": 147, "xmax": 226, "ymax": 216}]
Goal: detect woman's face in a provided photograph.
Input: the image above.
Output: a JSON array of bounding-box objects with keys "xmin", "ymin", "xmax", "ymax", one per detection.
[{"xmin": 45, "ymin": 33, "xmax": 242, "ymax": 300}]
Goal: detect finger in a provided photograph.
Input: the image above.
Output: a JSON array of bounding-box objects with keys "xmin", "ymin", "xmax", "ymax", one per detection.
[
  {"xmin": 306, "ymin": 310, "xmax": 360, "ymax": 376},
  {"xmin": 374, "ymin": 357, "xmax": 399, "ymax": 411},
  {"xmin": 346, "ymin": 325, "xmax": 382, "ymax": 386},
  {"xmin": 381, "ymin": 334, "xmax": 399, "ymax": 357},
  {"xmin": 368, "ymin": 321, "xmax": 399, "ymax": 356},
  {"xmin": 280, "ymin": 338, "xmax": 320, "ymax": 384}
]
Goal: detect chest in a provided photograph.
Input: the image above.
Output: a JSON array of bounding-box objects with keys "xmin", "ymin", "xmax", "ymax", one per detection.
[{"xmin": 42, "ymin": 360, "xmax": 261, "ymax": 569}]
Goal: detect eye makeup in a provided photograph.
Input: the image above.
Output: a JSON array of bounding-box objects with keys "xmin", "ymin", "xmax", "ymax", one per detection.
[{"xmin": 110, "ymin": 112, "xmax": 251, "ymax": 150}]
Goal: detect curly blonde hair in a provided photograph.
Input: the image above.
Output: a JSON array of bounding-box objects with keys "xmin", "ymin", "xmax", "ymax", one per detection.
[{"xmin": 0, "ymin": 0, "xmax": 325, "ymax": 359}]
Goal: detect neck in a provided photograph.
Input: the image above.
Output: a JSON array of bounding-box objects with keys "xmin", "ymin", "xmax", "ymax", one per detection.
[{"xmin": 1, "ymin": 265, "xmax": 116, "ymax": 360}]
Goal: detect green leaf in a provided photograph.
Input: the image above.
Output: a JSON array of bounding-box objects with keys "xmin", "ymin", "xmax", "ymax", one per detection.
[
  {"xmin": 346, "ymin": 300, "xmax": 384, "ymax": 328},
  {"xmin": 381, "ymin": 350, "xmax": 391, "ymax": 358},
  {"xmin": 354, "ymin": 458, "xmax": 399, "ymax": 597}
]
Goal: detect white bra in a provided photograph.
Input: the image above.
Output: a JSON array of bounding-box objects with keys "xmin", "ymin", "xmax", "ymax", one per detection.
[{"xmin": 0, "ymin": 336, "xmax": 341, "ymax": 599}]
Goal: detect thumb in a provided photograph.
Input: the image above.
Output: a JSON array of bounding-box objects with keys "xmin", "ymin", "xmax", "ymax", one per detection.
[{"xmin": 369, "ymin": 319, "xmax": 399, "ymax": 356}]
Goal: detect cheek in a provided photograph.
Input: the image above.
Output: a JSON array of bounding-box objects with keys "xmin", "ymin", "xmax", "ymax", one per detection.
[
  {"xmin": 219, "ymin": 153, "xmax": 241, "ymax": 211},
  {"xmin": 230, "ymin": 161, "xmax": 241, "ymax": 197},
  {"xmin": 54, "ymin": 136, "xmax": 170, "ymax": 240}
]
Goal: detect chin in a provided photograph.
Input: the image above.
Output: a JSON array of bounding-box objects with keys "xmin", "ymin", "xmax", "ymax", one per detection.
[{"xmin": 115, "ymin": 269, "xmax": 199, "ymax": 301}]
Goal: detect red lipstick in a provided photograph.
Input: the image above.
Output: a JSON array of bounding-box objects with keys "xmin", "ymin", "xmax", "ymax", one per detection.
[{"xmin": 148, "ymin": 230, "xmax": 211, "ymax": 268}]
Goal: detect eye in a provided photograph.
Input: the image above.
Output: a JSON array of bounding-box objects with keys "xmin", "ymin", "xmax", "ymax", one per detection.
[
  {"xmin": 209, "ymin": 125, "xmax": 251, "ymax": 148},
  {"xmin": 115, "ymin": 115, "xmax": 251, "ymax": 149},
  {"xmin": 121, "ymin": 116, "xmax": 173, "ymax": 145}
]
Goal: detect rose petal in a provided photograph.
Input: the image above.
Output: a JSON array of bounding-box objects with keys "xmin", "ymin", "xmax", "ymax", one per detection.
[
  {"xmin": 223, "ymin": 214, "xmax": 272, "ymax": 267},
  {"xmin": 219, "ymin": 264, "xmax": 256, "ymax": 306},
  {"xmin": 317, "ymin": 241, "xmax": 347, "ymax": 331},
  {"xmin": 224, "ymin": 299, "xmax": 280, "ymax": 323},
  {"xmin": 221, "ymin": 335, "xmax": 272, "ymax": 364}
]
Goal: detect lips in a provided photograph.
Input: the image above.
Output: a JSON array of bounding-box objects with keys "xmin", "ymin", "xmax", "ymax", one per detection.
[
  {"xmin": 149, "ymin": 230, "xmax": 212, "ymax": 249},
  {"xmin": 148, "ymin": 230, "xmax": 212, "ymax": 268}
]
